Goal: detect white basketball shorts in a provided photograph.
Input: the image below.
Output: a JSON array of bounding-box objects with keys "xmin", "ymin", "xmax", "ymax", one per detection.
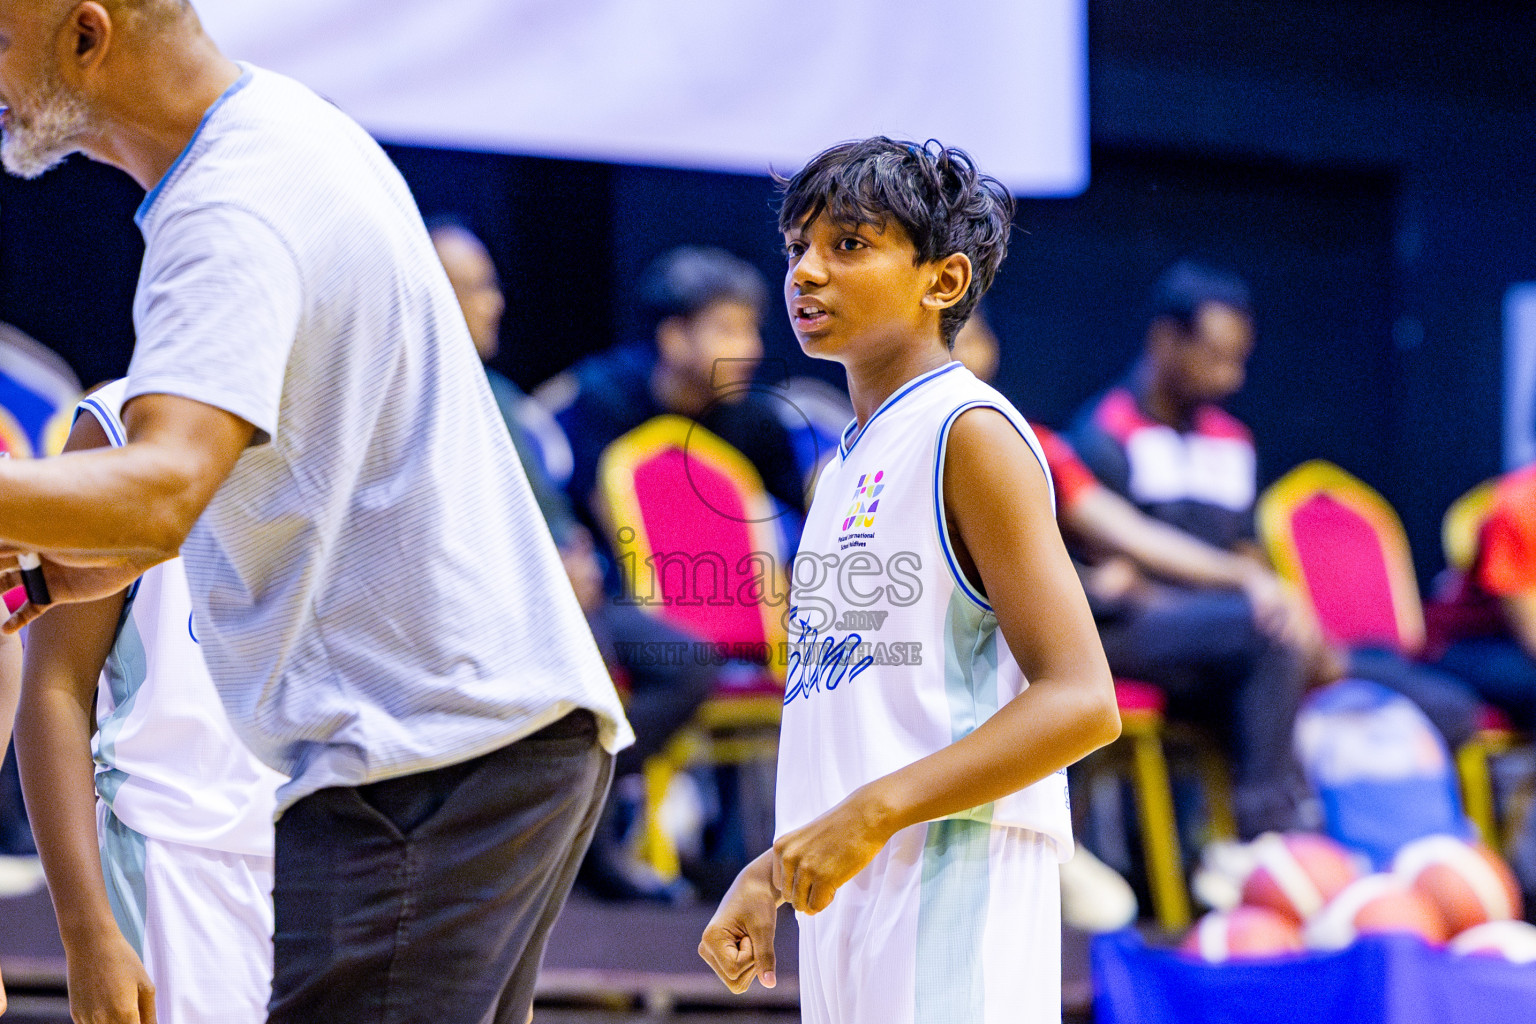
[
  {"xmin": 797, "ymin": 818, "xmax": 1061, "ymax": 1024},
  {"xmin": 99, "ymin": 805, "xmax": 274, "ymax": 1024}
]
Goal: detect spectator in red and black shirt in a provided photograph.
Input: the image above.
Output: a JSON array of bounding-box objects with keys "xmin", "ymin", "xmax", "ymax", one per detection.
[
  {"xmin": 957, "ymin": 300, "xmax": 1480, "ymax": 837},
  {"xmin": 957, "ymin": 303, "xmax": 1316, "ymax": 837},
  {"xmin": 1070, "ymin": 261, "xmax": 1259, "ymax": 553},
  {"xmin": 1432, "ymin": 464, "xmax": 1536, "ymax": 729},
  {"xmin": 1073, "ymin": 260, "xmax": 1479, "ymax": 721}
]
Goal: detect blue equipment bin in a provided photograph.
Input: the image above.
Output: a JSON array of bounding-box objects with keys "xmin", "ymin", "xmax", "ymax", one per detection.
[{"xmin": 1092, "ymin": 928, "xmax": 1536, "ymax": 1024}]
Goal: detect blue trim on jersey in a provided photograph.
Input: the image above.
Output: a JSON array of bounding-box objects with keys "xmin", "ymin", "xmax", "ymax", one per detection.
[
  {"xmin": 839, "ymin": 361, "xmax": 962, "ymax": 459},
  {"xmin": 79, "ymin": 396, "xmax": 126, "ymax": 447},
  {"xmin": 932, "ymin": 401, "xmax": 1057, "ymax": 613},
  {"xmin": 136, "ymin": 65, "xmax": 254, "ymax": 228}
]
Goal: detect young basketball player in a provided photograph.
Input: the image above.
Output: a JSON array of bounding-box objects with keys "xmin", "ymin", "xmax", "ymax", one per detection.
[
  {"xmin": 11, "ymin": 380, "xmax": 284, "ymax": 1024},
  {"xmin": 698, "ymin": 139, "xmax": 1121, "ymax": 1023}
]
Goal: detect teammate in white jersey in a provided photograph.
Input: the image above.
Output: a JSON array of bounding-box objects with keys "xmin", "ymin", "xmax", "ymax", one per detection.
[
  {"xmin": 699, "ymin": 139, "xmax": 1121, "ymax": 1024},
  {"xmin": 13, "ymin": 380, "xmax": 284, "ymax": 1024}
]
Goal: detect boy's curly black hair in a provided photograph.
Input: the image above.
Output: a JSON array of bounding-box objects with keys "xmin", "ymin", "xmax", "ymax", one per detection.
[{"xmin": 775, "ymin": 137, "xmax": 1014, "ymax": 347}]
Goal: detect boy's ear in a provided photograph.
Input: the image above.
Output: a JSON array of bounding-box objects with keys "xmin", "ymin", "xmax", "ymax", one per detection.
[{"xmin": 922, "ymin": 253, "xmax": 973, "ymax": 312}]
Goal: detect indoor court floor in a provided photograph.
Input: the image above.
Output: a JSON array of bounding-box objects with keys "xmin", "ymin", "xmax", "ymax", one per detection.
[{"xmin": 0, "ymin": 881, "xmax": 1095, "ymax": 1022}]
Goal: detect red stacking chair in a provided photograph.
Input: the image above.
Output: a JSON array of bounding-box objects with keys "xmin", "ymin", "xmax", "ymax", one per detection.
[
  {"xmin": 1111, "ymin": 678, "xmax": 1194, "ymax": 931},
  {"xmin": 594, "ymin": 415, "xmax": 788, "ymax": 879},
  {"xmin": 1434, "ymin": 479, "xmax": 1522, "ymax": 844}
]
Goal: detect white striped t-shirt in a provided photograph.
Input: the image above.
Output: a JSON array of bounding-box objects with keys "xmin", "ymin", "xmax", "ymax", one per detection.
[{"xmin": 125, "ymin": 64, "xmax": 632, "ymax": 810}]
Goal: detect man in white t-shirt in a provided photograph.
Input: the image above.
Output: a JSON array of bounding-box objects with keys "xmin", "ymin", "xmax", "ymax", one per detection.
[{"xmin": 0, "ymin": 3, "xmax": 631, "ymax": 1021}]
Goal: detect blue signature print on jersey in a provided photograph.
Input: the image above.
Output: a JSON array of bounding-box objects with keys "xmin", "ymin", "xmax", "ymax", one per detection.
[{"xmin": 783, "ymin": 607, "xmax": 874, "ymax": 705}]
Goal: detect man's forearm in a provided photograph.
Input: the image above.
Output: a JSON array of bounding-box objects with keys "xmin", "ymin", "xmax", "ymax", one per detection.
[
  {"xmin": 0, "ymin": 391, "xmax": 256, "ymax": 561},
  {"xmin": 1070, "ymin": 487, "xmax": 1253, "ymax": 590},
  {"xmin": 0, "ymin": 446, "xmax": 194, "ymax": 560}
]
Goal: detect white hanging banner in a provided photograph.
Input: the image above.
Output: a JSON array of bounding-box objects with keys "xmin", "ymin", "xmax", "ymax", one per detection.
[{"xmin": 190, "ymin": 0, "xmax": 1088, "ymax": 195}]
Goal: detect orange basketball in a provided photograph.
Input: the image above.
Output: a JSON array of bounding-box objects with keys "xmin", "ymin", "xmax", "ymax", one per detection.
[
  {"xmin": 1305, "ymin": 874, "xmax": 1449, "ymax": 950},
  {"xmin": 1179, "ymin": 906, "xmax": 1306, "ymax": 963},
  {"xmin": 1393, "ymin": 834, "xmax": 1523, "ymax": 937},
  {"xmin": 1241, "ymin": 832, "xmax": 1362, "ymax": 924}
]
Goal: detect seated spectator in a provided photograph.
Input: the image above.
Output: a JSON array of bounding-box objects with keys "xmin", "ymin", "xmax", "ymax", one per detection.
[
  {"xmin": 1431, "ymin": 463, "xmax": 1536, "ymax": 726},
  {"xmin": 1047, "ymin": 422, "xmax": 1319, "ymax": 837},
  {"xmin": 559, "ymin": 525, "xmax": 715, "ymax": 902},
  {"xmin": 1068, "ymin": 261, "xmax": 1481, "ymax": 752},
  {"xmin": 956, "ymin": 309, "xmax": 1317, "ymax": 837},
  {"xmin": 1070, "ymin": 261, "xmax": 1262, "ymax": 553},
  {"xmin": 1428, "ymin": 464, "xmax": 1536, "ymax": 910},
  {"xmin": 429, "ymin": 220, "xmax": 577, "ymax": 533},
  {"xmin": 534, "ymin": 247, "xmax": 806, "ymax": 532}
]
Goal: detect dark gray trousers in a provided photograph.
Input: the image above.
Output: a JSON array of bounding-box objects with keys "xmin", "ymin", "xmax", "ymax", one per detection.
[
  {"xmin": 1095, "ymin": 587, "xmax": 1308, "ymax": 839},
  {"xmin": 268, "ymin": 710, "xmax": 613, "ymax": 1024}
]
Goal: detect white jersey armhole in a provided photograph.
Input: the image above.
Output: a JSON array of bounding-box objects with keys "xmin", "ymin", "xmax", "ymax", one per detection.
[
  {"xmin": 76, "ymin": 385, "xmax": 130, "ymax": 449},
  {"xmin": 932, "ymin": 401, "xmax": 1056, "ymax": 613}
]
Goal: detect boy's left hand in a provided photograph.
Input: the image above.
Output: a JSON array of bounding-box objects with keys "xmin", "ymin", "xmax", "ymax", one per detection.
[{"xmin": 772, "ymin": 788, "xmax": 893, "ymax": 914}]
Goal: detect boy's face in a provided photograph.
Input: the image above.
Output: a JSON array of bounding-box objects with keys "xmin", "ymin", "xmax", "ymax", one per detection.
[{"xmin": 782, "ymin": 213, "xmax": 941, "ymax": 361}]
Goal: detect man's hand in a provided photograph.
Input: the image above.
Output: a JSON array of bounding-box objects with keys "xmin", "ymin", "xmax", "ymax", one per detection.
[
  {"xmin": 1082, "ymin": 556, "xmax": 1144, "ymax": 605},
  {"xmin": 771, "ymin": 788, "xmax": 892, "ymax": 916},
  {"xmin": 0, "ymin": 555, "xmax": 149, "ymax": 634},
  {"xmin": 1240, "ymin": 566, "xmax": 1322, "ymax": 646},
  {"xmin": 63, "ymin": 931, "xmax": 157, "ymax": 1024},
  {"xmin": 699, "ymin": 852, "xmax": 782, "ymax": 994},
  {"xmin": 1238, "ymin": 566, "xmax": 1292, "ymax": 637}
]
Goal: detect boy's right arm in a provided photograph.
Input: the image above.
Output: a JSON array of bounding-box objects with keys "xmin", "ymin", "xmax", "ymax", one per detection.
[
  {"xmin": 699, "ymin": 850, "xmax": 782, "ymax": 993},
  {"xmin": 15, "ymin": 588, "xmax": 157, "ymax": 1024},
  {"xmin": 12, "ymin": 411, "xmax": 158, "ymax": 1024}
]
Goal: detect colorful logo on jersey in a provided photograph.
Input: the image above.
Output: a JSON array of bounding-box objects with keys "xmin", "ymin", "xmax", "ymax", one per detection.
[{"xmin": 842, "ymin": 470, "xmax": 885, "ymax": 531}]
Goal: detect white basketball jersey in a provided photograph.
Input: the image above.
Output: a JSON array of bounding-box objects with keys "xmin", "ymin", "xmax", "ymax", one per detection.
[
  {"xmin": 80, "ymin": 381, "xmax": 284, "ymax": 857},
  {"xmin": 775, "ymin": 362, "xmax": 1072, "ymax": 859}
]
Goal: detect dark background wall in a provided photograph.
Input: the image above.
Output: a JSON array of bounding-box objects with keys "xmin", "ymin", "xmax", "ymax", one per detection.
[{"xmin": 1, "ymin": 0, "xmax": 1532, "ymax": 582}]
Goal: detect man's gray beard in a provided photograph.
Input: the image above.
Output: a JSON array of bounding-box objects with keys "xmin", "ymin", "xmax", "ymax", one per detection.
[{"xmin": 1, "ymin": 77, "xmax": 91, "ymax": 180}]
